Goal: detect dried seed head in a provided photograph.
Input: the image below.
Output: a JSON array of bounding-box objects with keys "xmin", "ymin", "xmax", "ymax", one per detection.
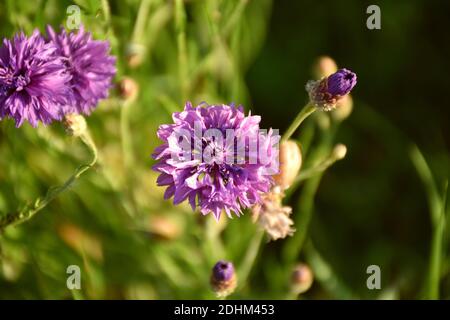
[
  {"xmin": 274, "ymin": 140, "xmax": 302, "ymax": 190},
  {"xmin": 313, "ymin": 56, "xmax": 338, "ymax": 78},
  {"xmin": 64, "ymin": 114, "xmax": 87, "ymax": 137},
  {"xmin": 252, "ymin": 186, "xmax": 295, "ymax": 241},
  {"xmin": 291, "ymin": 263, "xmax": 314, "ymax": 294},
  {"xmin": 210, "ymin": 260, "xmax": 237, "ymax": 298}
]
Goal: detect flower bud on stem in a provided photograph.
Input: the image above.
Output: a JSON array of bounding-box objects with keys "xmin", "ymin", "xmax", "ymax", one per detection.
[
  {"xmin": 211, "ymin": 260, "xmax": 237, "ymax": 298},
  {"xmin": 290, "ymin": 263, "xmax": 314, "ymax": 297}
]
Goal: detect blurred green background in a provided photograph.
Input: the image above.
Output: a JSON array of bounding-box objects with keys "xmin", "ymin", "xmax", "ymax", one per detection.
[{"xmin": 0, "ymin": 0, "xmax": 449, "ymax": 299}]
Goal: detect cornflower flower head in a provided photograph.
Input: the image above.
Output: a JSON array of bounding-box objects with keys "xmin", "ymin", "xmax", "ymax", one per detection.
[
  {"xmin": 306, "ymin": 68, "xmax": 357, "ymax": 111},
  {"xmin": 0, "ymin": 30, "xmax": 71, "ymax": 127},
  {"xmin": 152, "ymin": 102, "xmax": 280, "ymax": 220},
  {"xmin": 46, "ymin": 25, "xmax": 116, "ymax": 115}
]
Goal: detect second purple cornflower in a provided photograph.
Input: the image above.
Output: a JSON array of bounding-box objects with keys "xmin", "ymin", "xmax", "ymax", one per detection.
[
  {"xmin": 46, "ymin": 25, "xmax": 116, "ymax": 115},
  {"xmin": 152, "ymin": 102, "xmax": 279, "ymax": 220}
]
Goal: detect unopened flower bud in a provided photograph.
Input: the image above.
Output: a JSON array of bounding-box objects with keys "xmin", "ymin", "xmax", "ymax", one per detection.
[
  {"xmin": 274, "ymin": 140, "xmax": 302, "ymax": 190},
  {"xmin": 210, "ymin": 260, "xmax": 237, "ymax": 298},
  {"xmin": 126, "ymin": 43, "xmax": 146, "ymax": 68},
  {"xmin": 64, "ymin": 114, "xmax": 87, "ymax": 137},
  {"xmin": 332, "ymin": 143, "xmax": 347, "ymax": 160},
  {"xmin": 306, "ymin": 68, "xmax": 357, "ymax": 111},
  {"xmin": 291, "ymin": 263, "xmax": 313, "ymax": 294},
  {"xmin": 313, "ymin": 56, "xmax": 338, "ymax": 78},
  {"xmin": 118, "ymin": 77, "xmax": 139, "ymax": 102}
]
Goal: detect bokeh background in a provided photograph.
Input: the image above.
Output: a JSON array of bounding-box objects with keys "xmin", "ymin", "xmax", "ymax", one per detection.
[{"xmin": 0, "ymin": 0, "xmax": 449, "ymax": 299}]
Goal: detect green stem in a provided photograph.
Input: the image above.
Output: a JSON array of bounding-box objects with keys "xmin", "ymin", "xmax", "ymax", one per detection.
[
  {"xmin": 0, "ymin": 131, "xmax": 98, "ymax": 232},
  {"xmin": 132, "ymin": 0, "xmax": 152, "ymax": 43},
  {"xmin": 101, "ymin": 0, "xmax": 111, "ymax": 24},
  {"xmin": 222, "ymin": 0, "xmax": 249, "ymax": 38},
  {"xmin": 410, "ymin": 145, "xmax": 447, "ymax": 299},
  {"xmin": 238, "ymin": 230, "xmax": 264, "ymax": 289},
  {"xmin": 120, "ymin": 100, "xmax": 134, "ymax": 170},
  {"xmin": 119, "ymin": 101, "xmax": 138, "ymax": 217},
  {"xmin": 203, "ymin": 217, "xmax": 226, "ymax": 266},
  {"xmin": 410, "ymin": 145, "xmax": 441, "ymax": 225},
  {"xmin": 305, "ymin": 241, "xmax": 355, "ymax": 299},
  {"xmin": 429, "ymin": 205, "xmax": 445, "ymax": 299},
  {"xmin": 292, "ymin": 150, "xmax": 342, "ymax": 184},
  {"xmin": 282, "ymin": 174, "xmax": 322, "ymax": 264},
  {"xmin": 282, "ymin": 104, "xmax": 316, "ymax": 142},
  {"xmin": 175, "ymin": 0, "xmax": 188, "ymax": 101}
]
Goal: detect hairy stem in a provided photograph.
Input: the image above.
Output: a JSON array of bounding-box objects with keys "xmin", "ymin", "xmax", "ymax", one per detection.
[{"xmin": 0, "ymin": 131, "xmax": 98, "ymax": 232}]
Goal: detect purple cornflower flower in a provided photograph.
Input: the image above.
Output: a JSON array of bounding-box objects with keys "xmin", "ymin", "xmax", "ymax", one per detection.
[
  {"xmin": 152, "ymin": 102, "xmax": 279, "ymax": 220},
  {"xmin": 46, "ymin": 25, "xmax": 116, "ymax": 115},
  {"xmin": 0, "ymin": 30, "xmax": 71, "ymax": 127},
  {"xmin": 210, "ymin": 260, "xmax": 237, "ymax": 297},
  {"xmin": 306, "ymin": 68, "xmax": 357, "ymax": 111}
]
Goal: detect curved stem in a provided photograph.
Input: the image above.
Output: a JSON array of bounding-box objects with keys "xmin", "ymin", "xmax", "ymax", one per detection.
[
  {"xmin": 282, "ymin": 104, "xmax": 316, "ymax": 142},
  {"xmin": 238, "ymin": 230, "xmax": 264, "ymax": 289},
  {"xmin": 0, "ymin": 131, "xmax": 98, "ymax": 232}
]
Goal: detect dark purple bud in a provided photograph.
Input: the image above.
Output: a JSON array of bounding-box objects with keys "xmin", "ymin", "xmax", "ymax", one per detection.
[
  {"xmin": 210, "ymin": 260, "xmax": 237, "ymax": 297},
  {"xmin": 326, "ymin": 69, "xmax": 357, "ymax": 96},
  {"xmin": 306, "ymin": 68, "xmax": 357, "ymax": 111},
  {"xmin": 212, "ymin": 260, "xmax": 234, "ymax": 282}
]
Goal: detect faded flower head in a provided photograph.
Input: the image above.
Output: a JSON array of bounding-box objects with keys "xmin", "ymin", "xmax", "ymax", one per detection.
[
  {"xmin": 306, "ymin": 68, "xmax": 357, "ymax": 111},
  {"xmin": 252, "ymin": 186, "xmax": 295, "ymax": 241},
  {"xmin": 0, "ymin": 30, "xmax": 71, "ymax": 127},
  {"xmin": 210, "ymin": 260, "xmax": 237, "ymax": 298},
  {"xmin": 46, "ymin": 25, "xmax": 116, "ymax": 115},
  {"xmin": 152, "ymin": 102, "xmax": 279, "ymax": 220}
]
